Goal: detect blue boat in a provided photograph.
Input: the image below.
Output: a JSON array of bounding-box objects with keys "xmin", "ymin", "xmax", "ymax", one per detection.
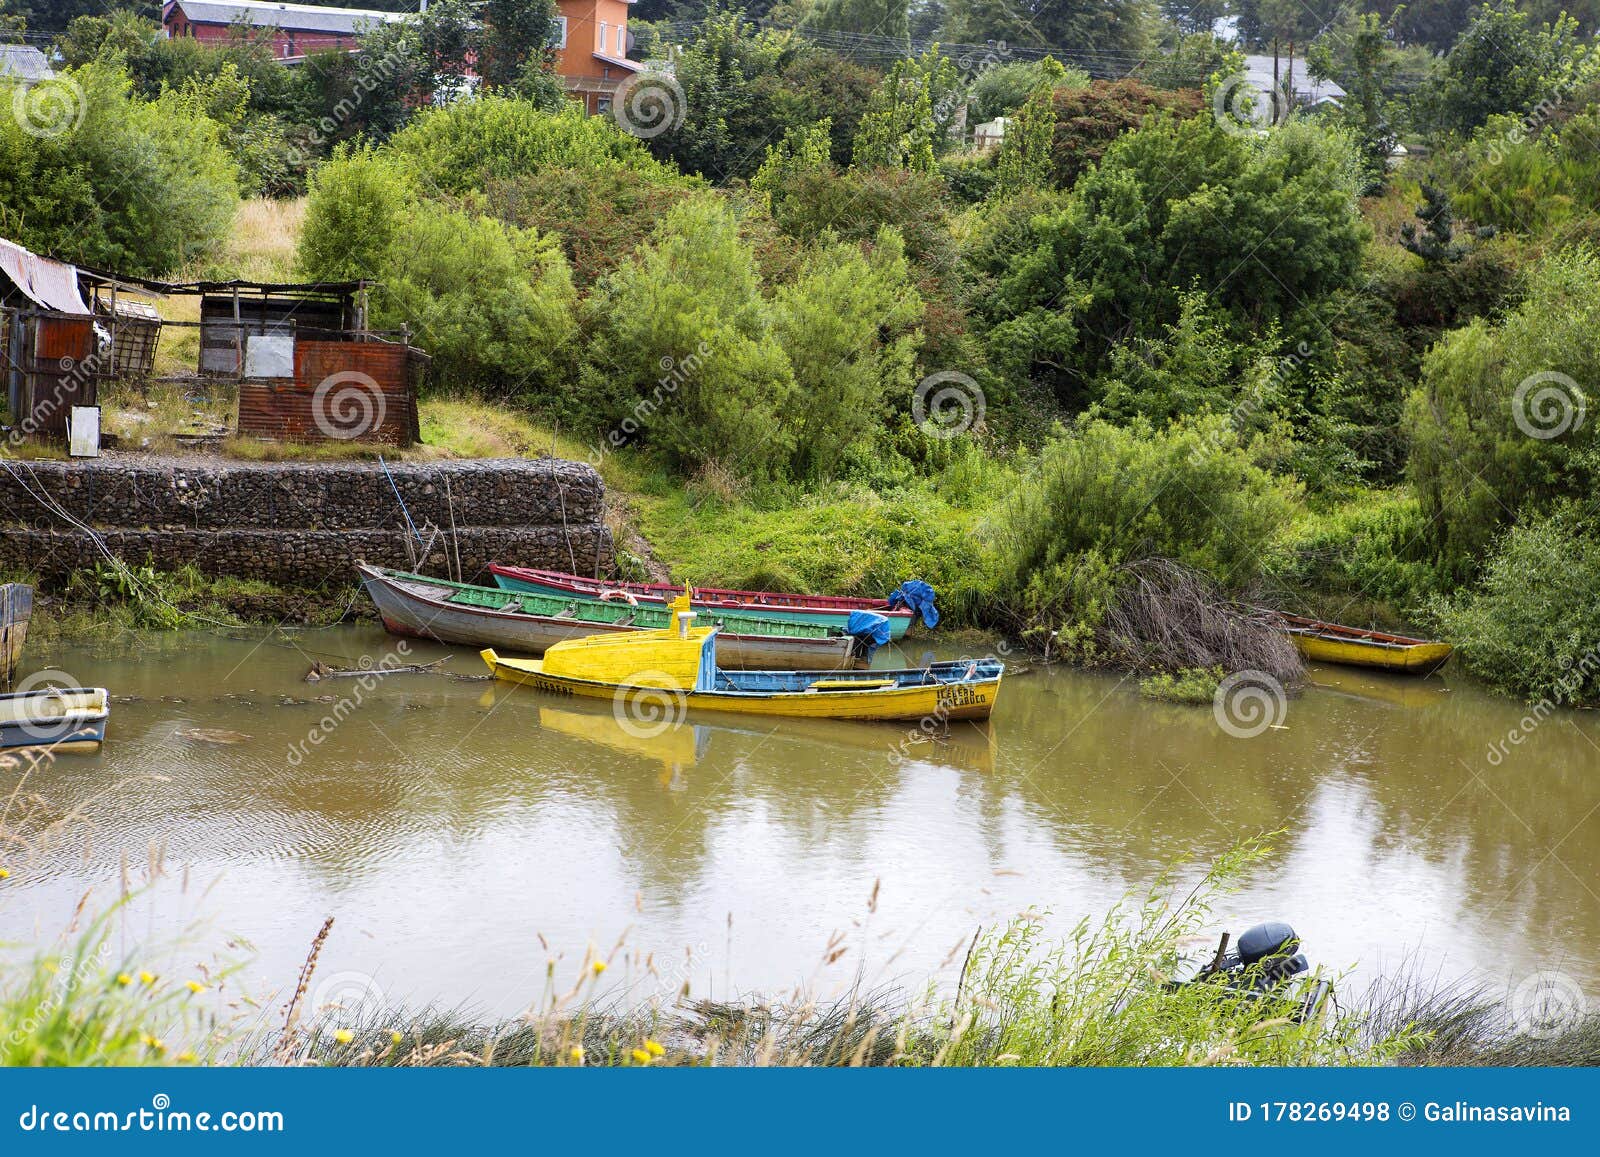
[{"xmin": 0, "ymin": 687, "xmax": 110, "ymax": 755}]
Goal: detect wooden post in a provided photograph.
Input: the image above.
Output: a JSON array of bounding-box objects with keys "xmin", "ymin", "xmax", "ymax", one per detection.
[{"xmin": 231, "ymin": 286, "xmax": 243, "ymax": 376}]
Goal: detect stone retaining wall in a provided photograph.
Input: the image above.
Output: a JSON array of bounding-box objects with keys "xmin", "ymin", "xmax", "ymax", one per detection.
[{"xmin": 0, "ymin": 457, "xmax": 612, "ymax": 587}]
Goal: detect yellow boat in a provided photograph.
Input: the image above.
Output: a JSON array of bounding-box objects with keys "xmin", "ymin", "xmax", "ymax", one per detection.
[
  {"xmin": 480, "ymin": 595, "xmax": 1002, "ymax": 723},
  {"xmin": 1276, "ymin": 613, "xmax": 1453, "ymax": 675}
]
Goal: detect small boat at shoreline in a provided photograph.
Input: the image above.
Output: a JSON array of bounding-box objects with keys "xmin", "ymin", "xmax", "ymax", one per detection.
[
  {"xmin": 1, "ymin": 687, "xmax": 110, "ymax": 755},
  {"xmin": 481, "ymin": 595, "xmax": 1001, "ymax": 723},
  {"xmin": 1272, "ymin": 612, "xmax": 1453, "ymax": 675},
  {"xmin": 488, "ymin": 565, "xmax": 921, "ymax": 640},
  {"xmin": 357, "ymin": 564, "xmax": 868, "ymax": 671}
]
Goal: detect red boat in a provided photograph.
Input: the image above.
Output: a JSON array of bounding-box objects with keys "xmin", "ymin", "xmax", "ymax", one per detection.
[{"xmin": 488, "ymin": 565, "xmax": 918, "ymax": 639}]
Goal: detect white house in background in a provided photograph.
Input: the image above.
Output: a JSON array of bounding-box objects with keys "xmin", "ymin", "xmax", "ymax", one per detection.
[
  {"xmin": 0, "ymin": 45, "xmax": 54, "ymax": 85},
  {"xmin": 1242, "ymin": 54, "xmax": 1346, "ymax": 108},
  {"xmin": 973, "ymin": 117, "xmax": 1009, "ymax": 151}
]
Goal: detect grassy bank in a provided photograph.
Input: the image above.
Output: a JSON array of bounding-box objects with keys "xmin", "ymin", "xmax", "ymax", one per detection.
[
  {"xmin": 4, "ymin": 829, "xmax": 1595, "ymax": 1069},
  {"xmin": 4, "ymin": 561, "xmax": 361, "ymax": 645}
]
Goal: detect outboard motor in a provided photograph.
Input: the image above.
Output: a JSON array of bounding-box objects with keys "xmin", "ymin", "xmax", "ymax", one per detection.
[{"xmin": 1186, "ymin": 921, "xmax": 1331, "ymax": 1024}]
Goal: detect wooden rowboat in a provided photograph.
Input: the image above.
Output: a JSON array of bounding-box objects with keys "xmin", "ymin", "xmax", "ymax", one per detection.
[
  {"xmin": 1274, "ymin": 612, "xmax": 1453, "ymax": 675},
  {"xmin": 357, "ymin": 564, "xmax": 863, "ymax": 671},
  {"xmin": 489, "ymin": 565, "xmax": 918, "ymax": 640},
  {"xmin": 0, "ymin": 687, "xmax": 110, "ymax": 754},
  {"xmin": 481, "ymin": 595, "xmax": 1001, "ymax": 723}
]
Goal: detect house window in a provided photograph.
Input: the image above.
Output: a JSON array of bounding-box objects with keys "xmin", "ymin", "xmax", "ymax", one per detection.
[
  {"xmin": 599, "ymin": 21, "xmax": 608, "ymax": 51},
  {"xmin": 616, "ymin": 26, "xmax": 625, "ymax": 55},
  {"xmin": 550, "ymin": 16, "xmax": 567, "ymax": 49}
]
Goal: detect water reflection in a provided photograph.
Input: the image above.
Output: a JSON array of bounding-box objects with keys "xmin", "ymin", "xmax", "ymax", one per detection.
[{"xmin": 1, "ymin": 626, "xmax": 1596, "ymax": 1017}]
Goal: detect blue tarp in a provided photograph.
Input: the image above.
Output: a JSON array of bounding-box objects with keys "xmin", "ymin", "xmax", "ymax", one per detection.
[
  {"xmin": 846, "ymin": 610, "xmax": 893, "ymax": 650},
  {"xmin": 886, "ymin": 580, "xmax": 940, "ymax": 629}
]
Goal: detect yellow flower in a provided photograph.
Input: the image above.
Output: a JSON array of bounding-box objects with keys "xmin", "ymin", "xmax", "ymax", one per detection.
[
  {"xmin": 568, "ymin": 1046, "xmax": 584, "ymax": 1063},
  {"xmin": 591, "ymin": 960, "xmax": 607, "ymax": 975},
  {"xmin": 141, "ymin": 1035, "xmax": 165, "ymax": 1053},
  {"xmin": 177, "ymin": 1051, "xmax": 197, "ymax": 1064},
  {"xmin": 138, "ymin": 970, "xmax": 156, "ymax": 986},
  {"xmin": 115, "ymin": 973, "xmax": 133, "ymax": 987},
  {"xmin": 0, "ymin": 867, "xmax": 11, "ymax": 879},
  {"xmin": 630, "ymin": 1048, "xmax": 651, "ymax": 1065},
  {"xmin": 390, "ymin": 1031, "xmax": 403, "ymax": 1045},
  {"xmin": 185, "ymin": 981, "xmax": 206, "ymax": 994},
  {"xmin": 644, "ymin": 1040, "xmax": 665, "ymax": 1057},
  {"xmin": 333, "ymin": 1029, "xmax": 354, "ymax": 1044}
]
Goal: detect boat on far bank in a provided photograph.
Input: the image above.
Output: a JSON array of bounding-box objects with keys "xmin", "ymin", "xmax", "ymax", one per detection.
[
  {"xmin": 1273, "ymin": 612, "xmax": 1453, "ymax": 675},
  {"xmin": 0, "ymin": 686, "xmax": 110, "ymax": 755},
  {"xmin": 488, "ymin": 565, "xmax": 924, "ymax": 639}
]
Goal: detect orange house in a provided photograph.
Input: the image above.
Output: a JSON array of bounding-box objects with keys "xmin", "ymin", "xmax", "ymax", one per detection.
[{"xmin": 553, "ymin": 0, "xmax": 640, "ymax": 114}]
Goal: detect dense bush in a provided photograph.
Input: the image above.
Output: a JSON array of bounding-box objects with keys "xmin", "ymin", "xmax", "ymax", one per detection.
[
  {"xmin": 299, "ymin": 147, "xmax": 579, "ymax": 399},
  {"xmin": 987, "ymin": 416, "xmax": 1299, "ymax": 654},
  {"xmin": 379, "ymin": 207, "xmax": 579, "ymax": 401},
  {"xmin": 1430, "ymin": 509, "xmax": 1600, "ymax": 703},
  {"xmin": 971, "ymin": 115, "xmax": 1367, "ymax": 405},
  {"xmin": 580, "ymin": 195, "xmax": 798, "ymax": 473},
  {"xmin": 1405, "ymin": 246, "xmax": 1600, "ymax": 572},
  {"xmin": 580, "ymin": 196, "xmax": 926, "ymax": 481},
  {"xmin": 0, "ymin": 63, "xmax": 238, "ymax": 274},
  {"xmin": 1042, "ymin": 79, "xmax": 1205, "ymax": 188},
  {"xmin": 387, "ymin": 98, "xmax": 687, "ymax": 194}
]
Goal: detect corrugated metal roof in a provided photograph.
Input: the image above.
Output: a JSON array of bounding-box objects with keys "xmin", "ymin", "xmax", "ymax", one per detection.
[
  {"xmin": 0, "ymin": 45, "xmax": 55, "ymax": 82},
  {"xmin": 166, "ymin": 1, "xmax": 409, "ymax": 36},
  {"xmin": 1241, "ymin": 55, "xmax": 1346, "ymax": 104},
  {"xmin": 0, "ymin": 237, "xmax": 91, "ymax": 315}
]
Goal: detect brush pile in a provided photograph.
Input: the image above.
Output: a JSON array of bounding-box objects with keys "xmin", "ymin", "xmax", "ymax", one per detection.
[{"xmin": 1097, "ymin": 558, "xmax": 1304, "ymax": 685}]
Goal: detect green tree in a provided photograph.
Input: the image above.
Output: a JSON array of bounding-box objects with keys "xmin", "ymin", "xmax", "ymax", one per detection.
[
  {"xmin": 773, "ymin": 228, "xmax": 924, "ymax": 480},
  {"xmin": 1420, "ymin": 0, "xmax": 1596, "ymax": 136},
  {"xmin": 1405, "ymin": 246, "xmax": 1600, "ymax": 572},
  {"xmin": 380, "ymin": 207, "xmax": 579, "ymax": 399},
  {"xmin": 850, "ymin": 46, "xmax": 963, "ymax": 171},
  {"xmin": 970, "ymin": 60, "xmax": 1088, "ymax": 122},
  {"xmin": 972, "ymin": 115, "xmax": 1367, "ymax": 401},
  {"xmin": 298, "ymin": 147, "xmax": 413, "ymax": 282},
  {"xmin": 582, "ymin": 195, "xmax": 797, "ymax": 474},
  {"xmin": 1308, "ymin": 12, "xmax": 1395, "ymax": 192},
  {"xmin": 803, "ymin": 0, "xmax": 909, "ymax": 40},
  {"xmin": 995, "ymin": 56, "xmax": 1066, "ymax": 194},
  {"xmin": 0, "ymin": 62, "xmax": 238, "ymax": 275},
  {"xmin": 476, "ymin": 0, "xmax": 560, "ymax": 91},
  {"xmin": 944, "ymin": 0, "xmax": 1157, "ymax": 55},
  {"xmin": 1138, "ymin": 32, "xmax": 1238, "ymax": 91}
]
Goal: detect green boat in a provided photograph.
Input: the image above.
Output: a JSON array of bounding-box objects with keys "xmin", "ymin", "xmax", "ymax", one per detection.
[{"xmin": 358, "ymin": 564, "xmax": 871, "ymax": 670}]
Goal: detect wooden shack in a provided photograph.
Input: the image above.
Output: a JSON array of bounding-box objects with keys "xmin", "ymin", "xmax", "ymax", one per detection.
[
  {"xmin": 174, "ymin": 279, "xmax": 422, "ymax": 446},
  {"xmin": 1, "ymin": 239, "xmax": 102, "ymax": 439},
  {"xmin": 4, "ymin": 240, "xmax": 425, "ymax": 447}
]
